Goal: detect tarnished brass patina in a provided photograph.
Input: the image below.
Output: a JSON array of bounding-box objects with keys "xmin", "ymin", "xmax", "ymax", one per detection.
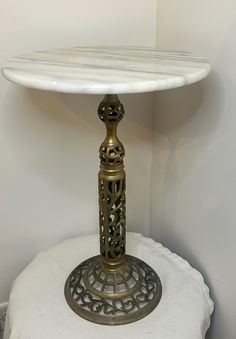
[{"xmin": 65, "ymin": 95, "xmax": 162, "ymax": 325}]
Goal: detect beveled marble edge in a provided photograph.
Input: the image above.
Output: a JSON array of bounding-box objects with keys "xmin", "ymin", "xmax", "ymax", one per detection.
[
  {"xmin": 1, "ymin": 47, "xmax": 211, "ymax": 94},
  {"xmin": 2, "ymin": 67, "xmax": 210, "ymax": 94}
]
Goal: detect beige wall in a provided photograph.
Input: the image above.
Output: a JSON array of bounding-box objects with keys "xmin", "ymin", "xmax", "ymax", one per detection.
[
  {"xmin": 151, "ymin": 1, "xmax": 236, "ymax": 338},
  {"xmin": 0, "ymin": 0, "xmax": 157, "ymax": 302},
  {"xmin": 1, "ymin": 1, "xmax": 234, "ymax": 337}
]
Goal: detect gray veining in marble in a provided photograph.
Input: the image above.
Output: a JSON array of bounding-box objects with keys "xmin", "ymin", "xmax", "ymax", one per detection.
[{"xmin": 2, "ymin": 47, "xmax": 211, "ymax": 94}]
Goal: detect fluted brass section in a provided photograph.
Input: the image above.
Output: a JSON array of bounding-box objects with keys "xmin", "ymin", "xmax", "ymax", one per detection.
[{"xmin": 98, "ymin": 95, "xmax": 126, "ymax": 269}]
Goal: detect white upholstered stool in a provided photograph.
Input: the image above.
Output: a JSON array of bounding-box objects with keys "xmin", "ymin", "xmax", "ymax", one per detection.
[{"xmin": 4, "ymin": 233, "xmax": 213, "ymax": 339}]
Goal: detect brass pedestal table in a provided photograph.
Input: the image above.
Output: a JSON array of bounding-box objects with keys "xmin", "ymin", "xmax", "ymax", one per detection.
[{"xmin": 2, "ymin": 47, "xmax": 211, "ymax": 326}]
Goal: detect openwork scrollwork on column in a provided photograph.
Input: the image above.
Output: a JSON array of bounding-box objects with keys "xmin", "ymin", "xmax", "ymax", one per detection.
[{"xmin": 98, "ymin": 95, "xmax": 126, "ymax": 263}]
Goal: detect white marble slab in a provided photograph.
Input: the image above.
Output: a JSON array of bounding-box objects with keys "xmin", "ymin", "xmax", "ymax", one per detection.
[{"xmin": 1, "ymin": 47, "xmax": 211, "ymax": 94}]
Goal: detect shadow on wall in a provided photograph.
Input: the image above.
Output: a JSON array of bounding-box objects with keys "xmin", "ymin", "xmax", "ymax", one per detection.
[
  {"xmin": 1, "ymin": 88, "xmax": 101, "ymax": 198},
  {"xmin": 153, "ymin": 73, "xmax": 224, "ymax": 338},
  {"xmin": 154, "ymin": 73, "xmax": 224, "ymax": 230}
]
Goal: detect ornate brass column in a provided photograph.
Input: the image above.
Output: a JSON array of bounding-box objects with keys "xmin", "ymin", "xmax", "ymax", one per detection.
[{"xmin": 65, "ymin": 95, "xmax": 162, "ymax": 325}]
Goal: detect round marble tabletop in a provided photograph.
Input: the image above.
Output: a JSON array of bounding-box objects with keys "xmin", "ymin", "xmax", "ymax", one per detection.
[{"xmin": 1, "ymin": 47, "xmax": 211, "ymax": 94}]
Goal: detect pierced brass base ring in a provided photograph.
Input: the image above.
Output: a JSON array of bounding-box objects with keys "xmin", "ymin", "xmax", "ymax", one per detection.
[{"xmin": 65, "ymin": 255, "xmax": 162, "ymax": 325}]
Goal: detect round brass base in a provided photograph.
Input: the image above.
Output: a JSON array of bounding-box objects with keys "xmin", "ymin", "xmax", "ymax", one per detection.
[{"xmin": 65, "ymin": 255, "xmax": 162, "ymax": 325}]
